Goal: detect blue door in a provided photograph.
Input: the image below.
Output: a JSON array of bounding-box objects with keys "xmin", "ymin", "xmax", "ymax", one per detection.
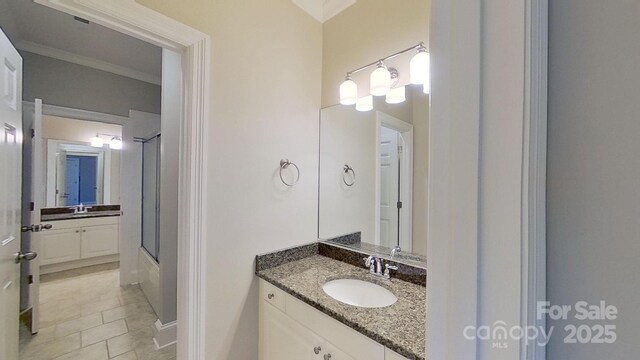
[{"xmin": 65, "ymin": 155, "xmax": 98, "ymax": 206}]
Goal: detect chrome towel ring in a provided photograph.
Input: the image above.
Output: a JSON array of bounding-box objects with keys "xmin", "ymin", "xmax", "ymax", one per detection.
[
  {"xmin": 343, "ymin": 164, "xmax": 356, "ymax": 186},
  {"xmin": 279, "ymin": 159, "xmax": 300, "ymax": 186}
]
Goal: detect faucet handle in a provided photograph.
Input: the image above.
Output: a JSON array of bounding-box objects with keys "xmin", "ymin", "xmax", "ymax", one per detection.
[{"xmin": 384, "ymin": 263, "xmax": 399, "ymax": 279}]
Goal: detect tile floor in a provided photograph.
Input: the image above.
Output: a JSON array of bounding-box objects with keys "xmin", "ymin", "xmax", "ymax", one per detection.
[{"xmin": 19, "ymin": 263, "xmax": 176, "ymax": 360}]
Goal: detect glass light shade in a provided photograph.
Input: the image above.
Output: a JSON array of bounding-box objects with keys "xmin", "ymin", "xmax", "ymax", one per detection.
[
  {"xmin": 385, "ymin": 86, "xmax": 406, "ymax": 104},
  {"xmin": 109, "ymin": 137, "xmax": 123, "ymax": 150},
  {"xmin": 410, "ymin": 51, "xmax": 430, "ymax": 85},
  {"xmin": 90, "ymin": 135, "xmax": 103, "ymax": 148},
  {"xmin": 355, "ymin": 95, "xmax": 373, "ymax": 112},
  {"xmin": 370, "ymin": 65, "xmax": 391, "ymax": 96},
  {"xmin": 423, "ymin": 81, "xmax": 430, "ymax": 94},
  {"xmin": 339, "ymin": 78, "xmax": 358, "ymax": 105}
]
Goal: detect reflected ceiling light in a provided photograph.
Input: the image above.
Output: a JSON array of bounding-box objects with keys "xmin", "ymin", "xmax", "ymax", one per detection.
[
  {"xmin": 410, "ymin": 44, "xmax": 429, "ymax": 85},
  {"xmin": 370, "ymin": 61, "xmax": 391, "ymax": 96},
  {"xmin": 109, "ymin": 136, "xmax": 123, "ymax": 150},
  {"xmin": 90, "ymin": 134, "xmax": 103, "ymax": 148},
  {"xmin": 386, "ymin": 86, "xmax": 406, "ymax": 104},
  {"xmin": 339, "ymin": 75, "xmax": 358, "ymax": 105},
  {"xmin": 355, "ymin": 95, "xmax": 373, "ymax": 112}
]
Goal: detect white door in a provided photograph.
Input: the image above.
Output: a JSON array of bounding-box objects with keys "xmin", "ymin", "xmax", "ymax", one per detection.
[
  {"xmin": 262, "ymin": 302, "xmax": 323, "ymax": 360},
  {"xmin": 0, "ymin": 28, "xmax": 23, "ymax": 360},
  {"xmin": 379, "ymin": 126, "xmax": 400, "ymax": 248},
  {"xmin": 20, "ymin": 99, "xmax": 46, "ymax": 335}
]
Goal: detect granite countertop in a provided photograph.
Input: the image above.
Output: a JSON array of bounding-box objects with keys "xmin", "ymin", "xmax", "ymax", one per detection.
[
  {"xmin": 257, "ymin": 254, "xmax": 426, "ymax": 360},
  {"xmin": 41, "ymin": 210, "xmax": 121, "ymax": 221}
]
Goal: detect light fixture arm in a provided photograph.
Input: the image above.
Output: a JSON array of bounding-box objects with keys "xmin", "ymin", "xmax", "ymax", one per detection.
[
  {"xmin": 346, "ymin": 42, "xmax": 426, "ymax": 76},
  {"xmin": 94, "ymin": 132, "xmax": 119, "ymax": 138}
]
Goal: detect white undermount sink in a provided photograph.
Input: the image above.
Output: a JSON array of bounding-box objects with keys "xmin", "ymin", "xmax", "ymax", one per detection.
[{"xmin": 322, "ymin": 278, "xmax": 397, "ymax": 308}]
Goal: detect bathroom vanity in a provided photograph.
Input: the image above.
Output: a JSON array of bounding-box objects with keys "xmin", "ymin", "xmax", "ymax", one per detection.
[
  {"xmin": 39, "ymin": 206, "xmax": 120, "ymax": 273},
  {"xmin": 256, "ymin": 243, "xmax": 426, "ymax": 360}
]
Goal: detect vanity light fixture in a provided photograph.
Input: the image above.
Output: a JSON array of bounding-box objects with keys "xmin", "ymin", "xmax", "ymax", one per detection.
[
  {"xmin": 109, "ymin": 136, "xmax": 123, "ymax": 150},
  {"xmin": 90, "ymin": 133, "xmax": 122, "ymax": 150},
  {"xmin": 338, "ymin": 42, "xmax": 428, "ymax": 105},
  {"xmin": 370, "ymin": 61, "xmax": 391, "ymax": 96},
  {"xmin": 90, "ymin": 133, "xmax": 104, "ymax": 148},
  {"xmin": 339, "ymin": 75, "xmax": 358, "ymax": 105},
  {"xmin": 410, "ymin": 44, "xmax": 429, "ymax": 85},
  {"xmin": 355, "ymin": 95, "xmax": 373, "ymax": 112}
]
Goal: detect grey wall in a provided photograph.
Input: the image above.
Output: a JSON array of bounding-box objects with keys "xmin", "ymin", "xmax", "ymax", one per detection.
[
  {"xmin": 547, "ymin": 0, "xmax": 640, "ymax": 359},
  {"xmin": 21, "ymin": 51, "xmax": 161, "ymax": 116}
]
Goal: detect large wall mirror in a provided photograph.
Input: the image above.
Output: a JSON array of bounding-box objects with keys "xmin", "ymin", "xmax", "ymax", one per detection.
[
  {"xmin": 43, "ymin": 115, "xmax": 122, "ymax": 208},
  {"xmin": 319, "ymin": 84, "xmax": 428, "ymax": 263}
]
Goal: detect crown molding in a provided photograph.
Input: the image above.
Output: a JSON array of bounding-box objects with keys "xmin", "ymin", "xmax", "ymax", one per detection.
[
  {"xmin": 15, "ymin": 40, "xmax": 161, "ymax": 85},
  {"xmin": 292, "ymin": 0, "xmax": 356, "ymax": 23}
]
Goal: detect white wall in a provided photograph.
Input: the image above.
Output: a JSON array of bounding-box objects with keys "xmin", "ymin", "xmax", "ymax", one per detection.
[
  {"xmin": 136, "ymin": 0, "xmax": 323, "ymax": 357},
  {"xmin": 22, "ymin": 51, "xmax": 160, "ymax": 117},
  {"xmin": 547, "ymin": 0, "xmax": 640, "ymax": 358},
  {"xmin": 42, "ymin": 115, "xmax": 122, "ymax": 143},
  {"xmin": 319, "ymin": 106, "xmax": 377, "ymax": 242}
]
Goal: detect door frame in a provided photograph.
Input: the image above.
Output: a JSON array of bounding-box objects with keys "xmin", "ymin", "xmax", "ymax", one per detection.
[
  {"xmin": 427, "ymin": 0, "xmax": 547, "ymax": 359},
  {"xmin": 375, "ymin": 111, "xmax": 413, "ymax": 252},
  {"xmin": 34, "ymin": 1, "xmax": 210, "ymax": 359}
]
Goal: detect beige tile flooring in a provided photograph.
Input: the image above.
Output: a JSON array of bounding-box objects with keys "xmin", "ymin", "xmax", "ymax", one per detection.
[{"xmin": 19, "ymin": 263, "xmax": 176, "ymax": 360}]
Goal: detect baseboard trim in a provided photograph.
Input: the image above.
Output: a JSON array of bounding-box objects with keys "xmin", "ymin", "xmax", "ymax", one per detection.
[
  {"xmin": 153, "ymin": 319, "xmax": 177, "ymax": 349},
  {"xmin": 40, "ymin": 255, "xmax": 119, "ymax": 275}
]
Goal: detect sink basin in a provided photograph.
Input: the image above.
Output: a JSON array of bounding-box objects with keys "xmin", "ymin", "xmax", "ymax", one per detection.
[{"xmin": 322, "ymin": 278, "xmax": 397, "ymax": 308}]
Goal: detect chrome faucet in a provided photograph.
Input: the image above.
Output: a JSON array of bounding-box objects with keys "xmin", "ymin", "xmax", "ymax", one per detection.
[
  {"xmin": 364, "ymin": 255, "xmax": 383, "ymax": 276},
  {"xmin": 363, "ymin": 255, "xmax": 399, "ymax": 280},
  {"xmin": 73, "ymin": 203, "xmax": 92, "ymax": 214}
]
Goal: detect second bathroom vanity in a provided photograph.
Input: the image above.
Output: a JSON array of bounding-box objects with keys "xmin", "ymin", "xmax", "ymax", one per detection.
[{"xmin": 39, "ymin": 205, "xmax": 120, "ymax": 273}]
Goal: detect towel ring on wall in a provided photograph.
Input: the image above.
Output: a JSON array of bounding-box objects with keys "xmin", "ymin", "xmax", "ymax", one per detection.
[
  {"xmin": 279, "ymin": 159, "xmax": 300, "ymax": 186},
  {"xmin": 343, "ymin": 164, "xmax": 356, "ymax": 186}
]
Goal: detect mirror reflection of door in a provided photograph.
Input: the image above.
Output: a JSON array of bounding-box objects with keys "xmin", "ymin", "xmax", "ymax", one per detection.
[
  {"xmin": 376, "ymin": 111, "xmax": 413, "ymax": 253},
  {"xmin": 379, "ymin": 126, "xmax": 401, "ymax": 248}
]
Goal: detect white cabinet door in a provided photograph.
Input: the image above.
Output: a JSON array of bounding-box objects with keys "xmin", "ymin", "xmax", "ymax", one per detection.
[
  {"xmin": 40, "ymin": 229, "xmax": 81, "ymax": 265},
  {"xmin": 81, "ymin": 224, "xmax": 118, "ymax": 258},
  {"xmin": 262, "ymin": 301, "xmax": 324, "ymax": 360},
  {"xmin": 323, "ymin": 342, "xmax": 356, "ymax": 360}
]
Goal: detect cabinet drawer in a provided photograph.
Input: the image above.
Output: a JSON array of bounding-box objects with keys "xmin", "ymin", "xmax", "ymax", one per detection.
[
  {"xmin": 81, "ymin": 224, "xmax": 119, "ymax": 258},
  {"xmin": 47, "ymin": 216, "xmax": 119, "ymax": 230},
  {"xmin": 40, "ymin": 229, "xmax": 81, "ymax": 265},
  {"xmin": 287, "ymin": 294, "xmax": 384, "ymax": 360},
  {"xmin": 260, "ymin": 280, "xmax": 286, "ymax": 312}
]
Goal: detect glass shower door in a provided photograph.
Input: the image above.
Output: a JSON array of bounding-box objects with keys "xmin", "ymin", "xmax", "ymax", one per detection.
[{"xmin": 142, "ymin": 135, "xmax": 161, "ymax": 261}]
